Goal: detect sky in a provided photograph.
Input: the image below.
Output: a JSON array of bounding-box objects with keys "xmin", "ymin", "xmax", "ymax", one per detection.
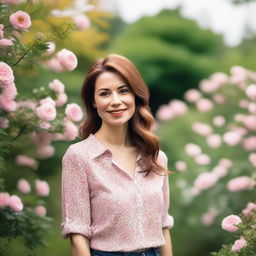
[{"xmin": 100, "ymin": 0, "xmax": 256, "ymax": 47}]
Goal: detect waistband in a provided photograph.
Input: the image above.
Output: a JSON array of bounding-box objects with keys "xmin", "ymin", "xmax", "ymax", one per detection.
[{"xmin": 90, "ymin": 247, "xmax": 160, "ymax": 256}]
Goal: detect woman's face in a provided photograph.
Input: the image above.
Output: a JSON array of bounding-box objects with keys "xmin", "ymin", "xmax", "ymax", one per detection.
[{"xmin": 93, "ymin": 71, "xmax": 136, "ymax": 127}]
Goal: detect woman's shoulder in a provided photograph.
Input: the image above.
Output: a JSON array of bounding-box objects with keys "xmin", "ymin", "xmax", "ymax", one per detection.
[
  {"xmin": 62, "ymin": 136, "xmax": 91, "ymax": 161},
  {"xmin": 158, "ymin": 149, "xmax": 168, "ymax": 161}
]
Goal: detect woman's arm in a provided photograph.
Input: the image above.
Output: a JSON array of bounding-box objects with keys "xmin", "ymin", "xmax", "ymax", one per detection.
[
  {"xmin": 70, "ymin": 234, "xmax": 91, "ymax": 256},
  {"xmin": 160, "ymin": 228, "xmax": 173, "ymax": 256}
]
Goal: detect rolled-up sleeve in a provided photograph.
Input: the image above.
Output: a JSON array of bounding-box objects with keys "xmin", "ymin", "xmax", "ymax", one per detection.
[
  {"xmin": 161, "ymin": 151, "xmax": 174, "ymax": 229},
  {"xmin": 61, "ymin": 146, "xmax": 92, "ymax": 239}
]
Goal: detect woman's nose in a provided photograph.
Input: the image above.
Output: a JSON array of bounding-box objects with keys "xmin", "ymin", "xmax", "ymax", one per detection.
[{"xmin": 111, "ymin": 92, "xmax": 122, "ymax": 104}]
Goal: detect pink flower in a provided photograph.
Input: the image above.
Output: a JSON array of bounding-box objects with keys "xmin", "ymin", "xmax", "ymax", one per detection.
[
  {"xmin": 35, "ymin": 179, "xmax": 50, "ymax": 196},
  {"xmin": 213, "ymin": 116, "xmax": 225, "ymax": 127},
  {"xmin": 195, "ymin": 154, "xmax": 211, "ymax": 165},
  {"xmin": 206, "ymin": 134, "xmax": 222, "ymax": 148},
  {"xmin": 248, "ymin": 102, "xmax": 256, "ymax": 114},
  {"xmin": 36, "ymin": 103, "xmax": 57, "ymax": 121},
  {"xmin": 65, "ymin": 103, "xmax": 83, "ymax": 122},
  {"xmin": 227, "ymin": 176, "xmax": 254, "ymax": 192},
  {"xmin": 201, "ymin": 208, "xmax": 218, "ymax": 226},
  {"xmin": 234, "ymin": 113, "xmax": 246, "ymax": 122},
  {"xmin": 0, "ymin": 30, "xmax": 4, "ymax": 39},
  {"xmin": 0, "ymin": 192, "xmax": 10, "ymax": 207},
  {"xmin": 194, "ymin": 172, "xmax": 218, "ymax": 190},
  {"xmin": 0, "ymin": 95, "xmax": 17, "ymax": 112},
  {"xmin": 17, "ymin": 100, "xmax": 36, "ymax": 110},
  {"xmin": 196, "ymin": 98, "xmax": 214, "ymax": 112},
  {"xmin": 242, "ymin": 136, "xmax": 256, "ymax": 151},
  {"xmin": 239, "ymin": 99, "xmax": 249, "ymax": 109},
  {"xmin": 17, "ymin": 179, "xmax": 31, "ymax": 194},
  {"xmin": 2, "ymin": 83, "xmax": 17, "ymax": 99},
  {"xmin": 242, "ymin": 202, "xmax": 256, "ymax": 215},
  {"xmin": 9, "ymin": 11, "xmax": 32, "ymax": 30},
  {"xmin": 231, "ymin": 237, "xmax": 247, "ymax": 252},
  {"xmin": 175, "ymin": 161, "xmax": 187, "ymax": 172},
  {"xmin": 34, "ymin": 205, "xmax": 47, "ymax": 217},
  {"xmin": 39, "ymin": 96, "xmax": 55, "ymax": 106},
  {"xmin": 213, "ymin": 94, "xmax": 226, "ymax": 104},
  {"xmin": 55, "ymin": 92, "xmax": 68, "ymax": 107},
  {"xmin": 156, "ymin": 105, "xmax": 174, "ymax": 121},
  {"xmin": 48, "ymin": 79, "xmax": 65, "ymax": 93},
  {"xmin": 52, "ymin": 133, "xmax": 65, "ymax": 141},
  {"xmin": 245, "ymin": 84, "xmax": 256, "ymax": 100},
  {"xmin": 243, "ymin": 115, "xmax": 256, "ymax": 131},
  {"xmin": 0, "ymin": 117, "xmax": 9, "ymax": 128},
  {"xmin": 64, "ymin": 120, "xmax": 78, "ymax": 141},
  {"xmin": 9, "ymin": 195, "xmax": 23, "ymax": 211},
  {"xmin": 184, "ymin": 143, "xmax": 201, "ymax": 156},
  {"xmin": 44, "ymin": 57, "xmax": 65, "ymax": 72},
  {"xmin": 0, "ymin": 38, "xmax": 14, "ymax": 46},
  {"xmin": 249, "ymin": 153, "xmax": 256, "ymax": 167},
  {"xmin": 218, "ymin": 158, "xmax": 232, "ymax": 168},
  {"xmin": 37, "ymin": 144, "xmax": 55, "ymax": 159},
  {"xmin": 230, "ymin": 66, "xmax": 247, "ymax": 84},
  {"xmin": 72, "ymin": 14, "xmax": 91, "ymax": 30},
  {"xmin": 57, "ymin": 48, "xmax": 78, "ymax": 72},
  {"xmin": 0, "ymin": 61, "xmax": 14, "ymax": 86},
  {"xmin": 199, "ymin": 79, "xmax": 221, "ymax": 93},
  {"xmin": 201, "ymin": 212, "xmax": 214, "ymax": 226},
  {"xmin": 210, "ymin": 72, "xmax": 229, "ymax": 85},
  {"xmin": 223, "ymin": 131, "xmax": 241, "ymax": 146},
  {"xmin": 30, "ymin": 132, "xmax": 53, "ymax": 146},
  {"xmin": 192, "ymin": 122, "xmax": 212, "ymax": 136},
  {"xmin": 221, "ymin": 214, "xmax": 242, "ymax": 232},
  {"xmin": 38, "ymin": 120, "xmax": 52, "ymax": 129},
  {"xmin": 15, "ymin": 154, "xmax": 38, "ymax": 169},
  {"xmin": 212, "ymin": 165, "xmax": 228, "ymax": 178},
  {"xmin": 2, "ymin": 0, "xmax": 21, "ymax": 4},
  {"xmin": 184, "ymin": 89, "xmax": 201, "ymax": 102},
  {"xmin": 168, "ymin": 100, "xmax": 187, "ymax": 116}
]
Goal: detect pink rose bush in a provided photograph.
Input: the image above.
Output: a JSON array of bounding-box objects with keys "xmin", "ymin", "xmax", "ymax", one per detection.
[
  {"xmin": 0, "ymin": 1, "xmax": 95, "ymax": 253},
  {"xmin": 156, "ymin": 65, "xmax": 256, "ymax": 255}
]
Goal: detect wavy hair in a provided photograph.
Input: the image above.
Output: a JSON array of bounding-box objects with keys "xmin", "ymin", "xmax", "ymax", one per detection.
[{"xmin": 79, "ymin": 54, "xmax": 171, "ymax": 177}]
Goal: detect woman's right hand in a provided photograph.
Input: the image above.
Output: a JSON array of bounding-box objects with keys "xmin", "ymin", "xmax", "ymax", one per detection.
[{"xmin": 70, "ymin": 233, "xmax": 91, "ymax": 256}]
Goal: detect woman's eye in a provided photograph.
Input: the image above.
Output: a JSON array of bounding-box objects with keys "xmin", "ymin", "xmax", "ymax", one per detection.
[
  {"xmin": 99, "ymin": 91, "xmax": 109, "ymax": 96},
  {"xmin": 120, "ymin": 89, "xmax": 129, "ymax": 93}
]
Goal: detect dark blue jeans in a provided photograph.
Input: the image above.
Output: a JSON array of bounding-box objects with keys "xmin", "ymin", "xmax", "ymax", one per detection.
[{"xmin": 90, "ymin": 247, "xmax": 161, "ymax": 256}]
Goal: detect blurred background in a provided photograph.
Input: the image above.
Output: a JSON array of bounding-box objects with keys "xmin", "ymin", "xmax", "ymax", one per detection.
[{"xmin": 1, "ymin": 0, "xmax": 256, "ymax": 255}]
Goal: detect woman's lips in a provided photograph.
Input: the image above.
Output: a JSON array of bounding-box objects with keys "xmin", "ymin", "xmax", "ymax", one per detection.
[{"xmin": 108, "ymin": 109, "xmax": 126, "ymax": 116}]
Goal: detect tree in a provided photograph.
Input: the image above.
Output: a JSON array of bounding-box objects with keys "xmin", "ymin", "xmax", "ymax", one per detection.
[{"xmin": 108, "ymin": 9, "xmax": 226, "ymax": 113}]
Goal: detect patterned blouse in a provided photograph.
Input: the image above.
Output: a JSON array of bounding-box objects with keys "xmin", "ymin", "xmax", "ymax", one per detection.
[{"xmin": 61, "ymin": 133, "xmax": 174, "ymax": 252}]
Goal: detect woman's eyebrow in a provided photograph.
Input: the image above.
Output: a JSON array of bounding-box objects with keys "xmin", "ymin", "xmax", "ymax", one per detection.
[{"xmin": 98, "ymin": 84, "xmax": 128, "ymax": 91}]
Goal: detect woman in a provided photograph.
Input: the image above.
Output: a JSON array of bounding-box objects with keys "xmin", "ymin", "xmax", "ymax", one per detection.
[{"xmin": 61, "ymin": 54, "xmax": 174, "ymax": 256}]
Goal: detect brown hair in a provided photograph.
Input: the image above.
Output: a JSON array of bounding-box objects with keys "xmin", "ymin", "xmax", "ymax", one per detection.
[{"xmin": 79, "ymin": 54, "xmax": 171, "ymax": 177}]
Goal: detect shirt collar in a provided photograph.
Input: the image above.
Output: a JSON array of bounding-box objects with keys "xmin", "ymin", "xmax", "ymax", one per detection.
[{"xmin": 85, "ymin": 133, "xmax": 142, "ymax": 162}]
